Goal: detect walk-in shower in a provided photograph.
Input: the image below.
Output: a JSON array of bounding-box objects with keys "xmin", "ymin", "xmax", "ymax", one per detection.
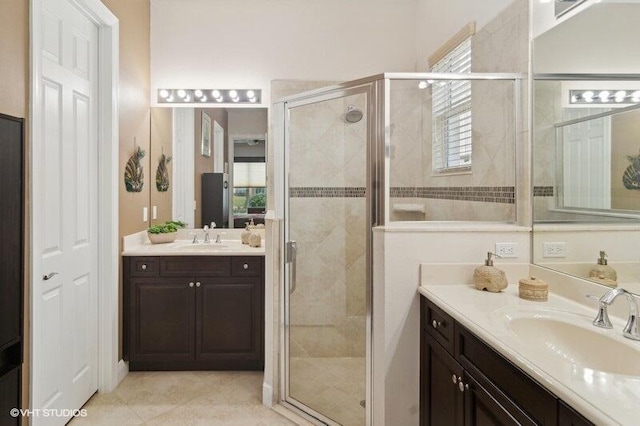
[{"xmin": 273, "ymin": 72, "xmax": 523, "ymax": 425}]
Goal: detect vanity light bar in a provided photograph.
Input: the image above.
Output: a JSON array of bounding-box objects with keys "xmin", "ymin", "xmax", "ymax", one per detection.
[
  {"xmin": 570, "ymin": 90, "xmax": 640, "ymax": 105},
  {"xmin": 157, "ymin": 89, "xmax": 261, "ymax": 104}
]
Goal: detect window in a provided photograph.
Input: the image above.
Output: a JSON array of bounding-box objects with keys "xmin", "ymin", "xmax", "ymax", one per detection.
[
  {"xmin": 233, "ymin": 161, "xmax": 266, "ymax": 214},
  {"xmin": 431, "ymin": 37, "xmax": 472, "ymax": 173}
]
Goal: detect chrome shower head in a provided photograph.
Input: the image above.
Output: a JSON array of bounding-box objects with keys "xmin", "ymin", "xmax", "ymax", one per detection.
[{"xmin": 345, "ymin": 105, "xmax": 363, "ymax": 123}]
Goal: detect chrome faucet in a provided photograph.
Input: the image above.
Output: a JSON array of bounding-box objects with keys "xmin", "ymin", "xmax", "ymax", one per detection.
[
  {"xmin": 203, "ymin": 225, "xmax": 210, "ymax": 244},
  {"xmin": 590, "ymin": 288, "xmax": 640, "ymax": 341},
  {"xmin": 215, "ymin": 231, "xmax": 226, "ymax": 244}
]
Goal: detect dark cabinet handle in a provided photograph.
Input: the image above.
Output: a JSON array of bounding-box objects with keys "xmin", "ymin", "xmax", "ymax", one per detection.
[
  {"xmin": 141, "ymin": 264, "xmax": 147, "ymax": 270},
  {"xmin": 189, "ymin": 282, "xmax": 194, "ymax": 288},
  {"xmin": 432, "ymin": 320, "xmax": 442, "ymax": 329},
  {"xmin": 196, "ymin": 282, "xmax": 201, "ymax": 287},
  {"xmin": 243, "ymin": 263, "xmax": 249, "ymax": 270}
]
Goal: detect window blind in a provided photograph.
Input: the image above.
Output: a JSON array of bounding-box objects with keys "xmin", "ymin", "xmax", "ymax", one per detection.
[
  {"xmin": 431, "ymin": 37, "xmax": 472, "ymax": 172},
  {"xmin": 233, "ymin": 162, "xmax": 266, "ymax": 187}
]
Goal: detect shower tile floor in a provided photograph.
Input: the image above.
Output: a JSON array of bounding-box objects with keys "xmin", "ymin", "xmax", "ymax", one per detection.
[
  {"xmin": 290, "ymin": 357, "xmax": 366, "ymax": 426},
  {"xmin": 69, "ymin": 371, "xmax": 295, "ymax": 425}
]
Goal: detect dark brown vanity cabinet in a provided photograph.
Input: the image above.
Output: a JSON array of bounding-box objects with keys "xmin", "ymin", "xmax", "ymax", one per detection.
[
  {"xmin": 124, "ymin": 256, "xmax": 264, "ymax": 371},
  {"xmin": 420, "ymin": 297, "xmax": 593, "ymax": 426},
  {"xmin": 0, "ymin": 114, "xmax": 23, "ymax": 426}
]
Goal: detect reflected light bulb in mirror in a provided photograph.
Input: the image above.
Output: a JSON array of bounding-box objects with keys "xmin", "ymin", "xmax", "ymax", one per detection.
[
  {"xmin": 185, "ymin": 95, "xmax": 192, "ymax": 102},
  {"xmin": 177, "ymin": 89, "xmax": 186, "ymax": 98},
  {"xmin": 418, "ymin": 81, "xmax": 428, "ymax": 89},
  {"xmin": 249, "ymin": 97, "xmax": 256, "ymax": 103},
  {"xmin": 159, "ymin": 89, "xmax": 170, "ymax": 99},
  {"xmin": 215, "ymin": 96, "xmax": 223, "ymax": 102},
  {"xmin": 200, "ymin": 95, "xmax": 207, "ymax": 102},
  {"xmin": 632, "ymin": 91, "xmax": 640, "ymax": 102},
  {"xmin": 583, "ymin": 91, "xmax": 594, "ymax": 102},
  {"xmin": 212, "ymin": 90, "xmax": 221, "ymax": 98},
  {"xmin": 615, "ymin": 91, "xmax": 626, "ymax": 102},
  {"xmin": 166, "ymin": 95, "xmax": 174, "ymax": 102},
  {"xmin": 598, "ymin": 91, "xmax": 610, "ymax": 102}
]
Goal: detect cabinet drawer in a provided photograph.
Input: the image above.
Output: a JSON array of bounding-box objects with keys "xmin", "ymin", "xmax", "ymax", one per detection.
[
  {"xmin": 456, "ymin": 326, "xmax": 558, "ymax": 426},
  {"xmin": 423, "ymin": 298, "xmax": 455, "ymax": 354},
  {"xmin": 231, "ymin": 257, "xmax": 262, "ymax": 277},
  {"xmin": 160, "ymin": 256, "xmax": 230, "ymax": 277},
  {"xmin": 129, "ymin": 257, "xmax": 159, "ymax": 277}
]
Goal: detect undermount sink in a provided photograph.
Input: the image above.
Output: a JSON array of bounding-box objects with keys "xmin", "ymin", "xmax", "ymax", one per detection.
[
  {"xmin": 170, "ymin": 242, "xmax": 230, "ymax": 250},
  {"xmin": 493, "ymin": 307, "xmax": 640, "ymax": 376}
]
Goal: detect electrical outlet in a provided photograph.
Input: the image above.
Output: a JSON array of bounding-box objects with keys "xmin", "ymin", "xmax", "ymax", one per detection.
[
  {"xmin": 495, "ymin": 242, "xmax": 518, "ymax": 258},
  {"xmin": 543, "ymin": 242, "xmax": 566, "ymax": 258},
  {"xmin": 142, "ymin": 207, "xmax": 148, "ymax": 222}
]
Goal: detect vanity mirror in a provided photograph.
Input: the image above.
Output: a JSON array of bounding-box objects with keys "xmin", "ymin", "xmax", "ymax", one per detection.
[
  {"xmin": 532, "ymin": 0, "xmax": 640, "ymax": 293},
  {"xmin": 149, "ymin": 107, "xmax": 267, "ymax": 229}
]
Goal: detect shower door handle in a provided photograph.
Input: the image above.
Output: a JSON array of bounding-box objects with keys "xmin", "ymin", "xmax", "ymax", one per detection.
[{"xmin": 286, "ymin": 240, "xmax": 298, "ymax": 294}]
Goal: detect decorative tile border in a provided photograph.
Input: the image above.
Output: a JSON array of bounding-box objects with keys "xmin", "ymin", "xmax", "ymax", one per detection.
[
  {"xmin": 290, "ymin": 187, "xmax": 366, "ymax": 198},
  {"xmin": 533, "ymin": 186, "xmax": 554, "ymax": 197},
  {"xmin": 390, "ymin": 186, "xmax": 515, "ymax": 204}
]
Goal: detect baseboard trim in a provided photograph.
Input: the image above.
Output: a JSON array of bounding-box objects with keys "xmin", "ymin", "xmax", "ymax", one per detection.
[{"xmin": 116, "ymin": 360, "xmax": 128, "ymax": 386}]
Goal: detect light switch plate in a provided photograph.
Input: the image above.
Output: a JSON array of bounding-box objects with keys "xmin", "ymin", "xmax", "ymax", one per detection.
[{"xmin": 143, "ymin": 207, "xmax": 148, "ymax": 222}]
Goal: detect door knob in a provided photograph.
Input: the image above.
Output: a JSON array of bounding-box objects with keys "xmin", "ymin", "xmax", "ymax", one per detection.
[
  {"xmin": 243, "ymin": 263, "xmax": 249, "ymax": 270},
  {"xmin": 189, "ymin": 282, "xmax": 194, "ymax": 288},
  {"xmin": 43, "ymin": 272, "xmax": 59, "ymax": 281},
  {"xmin": 196, "ymin": 282, "xmax": 201, "ymax": 287}
]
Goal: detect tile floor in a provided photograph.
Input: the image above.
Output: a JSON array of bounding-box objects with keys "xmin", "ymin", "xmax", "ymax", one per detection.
[
  {"xmin": 289, "ymin": 357, "xmax": 365, "ymax": 426},
  {"xmin": 70, "ymin": 371, "xmax": 296, "ymax": 425}
]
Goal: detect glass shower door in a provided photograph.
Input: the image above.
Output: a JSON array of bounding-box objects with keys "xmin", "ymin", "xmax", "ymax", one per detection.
[{"xmin": 284, "ymin": 87, "xmax": 372, "ymax": 426}]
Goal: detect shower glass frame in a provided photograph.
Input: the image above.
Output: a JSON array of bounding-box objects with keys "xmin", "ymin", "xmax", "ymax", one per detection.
[{"xmin": 276, "ymin": 72, "xmax": 524, "ymax": 426}]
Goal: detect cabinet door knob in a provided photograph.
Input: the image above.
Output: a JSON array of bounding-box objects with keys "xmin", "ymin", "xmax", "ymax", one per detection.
[
  {"xmin": 189, "ymin": 282, "xmax": 194, "ymax": 287},
  {"xmin": 141, "ymin": 264, "xmax": 147, "ymax": 270},
  {"xmin": 451, "ymin": 374, "xmax": 458, "ymax": 384},
  {"xmin": 243, "ymin": 263, "xmax": 249, "ymax": 270},
  {"xmin": 432, "ymin": 320, "xmax": 441, "ymax": 329},
  {"xmin": 458, "ymin": 381, "xmax": 469, "ymax": 392},
  {"xmin": 196, "ymin": 282, "xmax": 201, "ymax": 287}
]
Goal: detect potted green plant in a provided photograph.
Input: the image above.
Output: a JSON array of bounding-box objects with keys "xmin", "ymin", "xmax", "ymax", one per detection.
[{"xmin": 147, "ymin": 220, "xmax": 186, "ymax": 244}]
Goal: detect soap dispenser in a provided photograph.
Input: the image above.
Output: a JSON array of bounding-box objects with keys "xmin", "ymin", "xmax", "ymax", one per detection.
[
  {"xmin": 241, "ymin": 222, "xmax": 252, "ymax": 245},
  {"xmin": 588, "ymin": 250, "xmax": 618, "ymax": 284},
  {"xmin": 473, "ymin": 252, "xmax": 508, "ymax": 293}
]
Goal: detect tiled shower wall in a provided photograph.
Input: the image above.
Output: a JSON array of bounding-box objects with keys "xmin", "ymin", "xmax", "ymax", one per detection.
[
  {"xmin": 389, "ymin": 0, "xmax": 529, "ymax": 222},
  {"xmin": 287, "ymin": 93, "xmax": 367, "ymax": 358}
]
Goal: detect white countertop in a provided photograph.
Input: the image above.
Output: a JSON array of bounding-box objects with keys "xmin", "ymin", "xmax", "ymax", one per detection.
[
  {"xmin": 419, "ymin": 267, "xmax": 640, "ymax": 426},
  {"xmin": 122, "ymin": 229, "xmax": 265, "ymax": 256}
]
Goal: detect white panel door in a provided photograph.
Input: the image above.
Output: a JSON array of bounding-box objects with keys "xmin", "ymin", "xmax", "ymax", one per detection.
[
  {"xmin": 562, "ymin": 108, "xmax": 611, "ymax": 210},
  {"xmin": 33, "ymin": 0, "xmax": 99, "ymax": 424}
]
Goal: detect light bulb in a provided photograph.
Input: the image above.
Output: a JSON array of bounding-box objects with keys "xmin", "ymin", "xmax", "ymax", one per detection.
[
  {"xmin": 582, "ymin": 91, "xmax": 594, "ymax": 102},
  {"xmin": 200, "ymin": 95, "xmax": 207, "ymax": 102},
  {"xmin": 598, "ymin": 91, "xmax": 610, "ymax": 102},
  {"xmin": 249, "ymin": 97, "xmax": 256, "ymax": 103},
  {"xmin": 632, "ymin": 91, "xmax": 640, "ymax": 102},
  {"xmin": 246, "ymin": 90, "xmax": 255, "ymax": 98},
  {"xmin": 166, "ymin": 95, "xmax": 174, "ymax": 102},
  {"xmin": 615, "ymin": 91, "xmax": 626, "ymax": 102},
  {"xmin": 232, "ymin": 97, "xmax": 239, "ymax": 103},
  {"xmin": 418, "ymin": 81, "xmax": 428, "ymax": 89},
  {"xmin": 159, "ymin": 89, "xmax": 170, "ymax": 99},
  {"xmin": 177, "ymin": 89, "xmax": 187, "ymax": 98},
  {"xmin": 570, "ymin": 95, "xmax": 578, "ymax": 103},
  {"xmin": 194, "ymin": 89, "xmax": 203, "ymax": 98},
  {"xmin": 216, "ymin": 96, "xmax": 223, "ymax": 102},
  {"xmin": 212, "ymin": 90, "xmax": 221, "ymax": 98},
  {"xmin": 229, "ymin": 90, "xmax": 238, "ymax": 98},
  {"xmin": 185, "ymin": 95, "xmax": 192, "ymax": 102}
]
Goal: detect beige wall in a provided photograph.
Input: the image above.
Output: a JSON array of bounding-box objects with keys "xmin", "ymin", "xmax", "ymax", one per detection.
[
  {"xmin": 611, "ymin": 109, "xmax": 640, "ymax": 211},
  {"xmin": 1, "ymin": 0, "xmax": 30, "ymax": 415},
  {"xmin": 100, "ymin": 0, "xmax": 150, "ymax": 360},
  {"xmin": 102, "ymin": 0, "xmax": 151, "ymax": 240},
  {"xmin": 194, "ymin": 108, "xmax": 228, "ymax": 228},
  {"xmin": 150, "ymin": 107, "xmax": 173, "ymax": 224}
]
